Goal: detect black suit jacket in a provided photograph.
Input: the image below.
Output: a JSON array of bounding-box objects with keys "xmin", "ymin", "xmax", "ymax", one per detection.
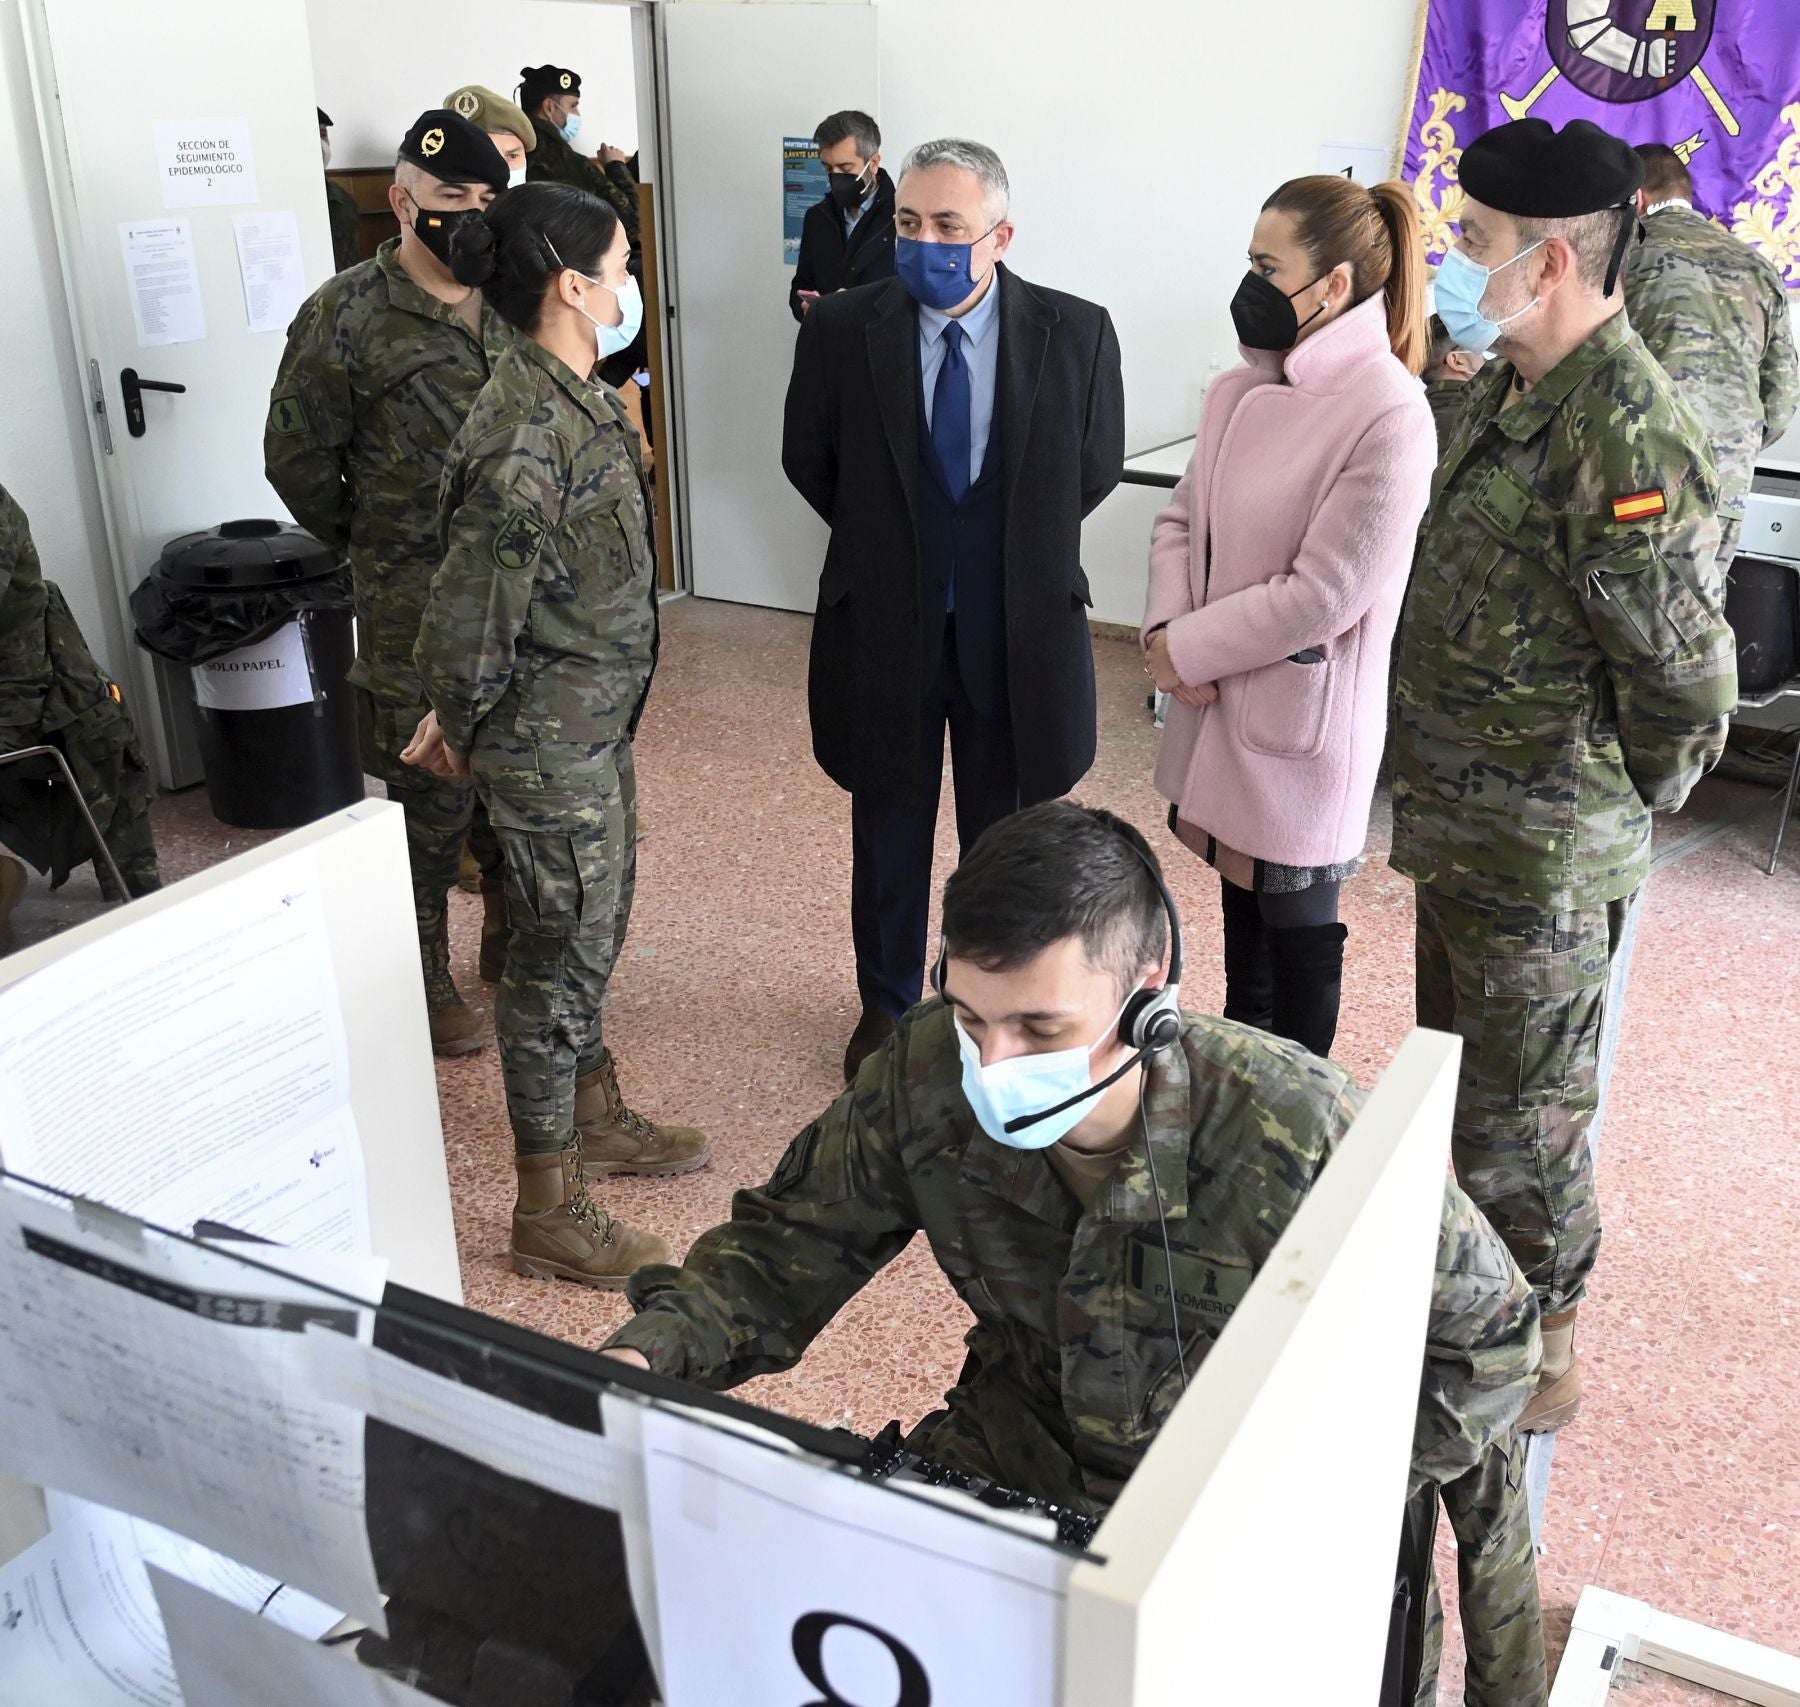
[
  {"xmin": 782, "ymin": 266, "xmax": 1126, "ymax": 801},
  {"xmin": 788, "ymin": 171, "xmax": 897, "ymax": 322}
]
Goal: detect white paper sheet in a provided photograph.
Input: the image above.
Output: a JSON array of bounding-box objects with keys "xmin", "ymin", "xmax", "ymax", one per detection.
[
  {"xmin": 0, "ymin": 1185, "xmax": 386, "ymax": 1633},
  {"xmin": 0, "ymin": 853, "xmax": 370, "ymax": 1255},
  {"xmin": 190, "ymin": 618, "xmax": 313, "ymax": 710},
  {"xmin": 154, "ymin": 118, "xmax": 258, "ymax": 208},
  {"xmin": 306, "ymin": 1329, "xmax": 628, "ymax": 1510},
  {"xmin": 0, "ymin": 1493, "xmax": 341, "ymax": 1707},
  {"xmin": 119, "ymin": 220, "xmax": 205, "ymax": 349},
  {"xmin": 231, "ymin": 211, "xmax": 306, "ymax": 336},
  {"xmin": 638, "ymin": 1405, "xmax": 1073, "ymax": 1707},
  {"xmin": 155, "ymin": 1571, "xmax": 430, "ymax": 1707}
]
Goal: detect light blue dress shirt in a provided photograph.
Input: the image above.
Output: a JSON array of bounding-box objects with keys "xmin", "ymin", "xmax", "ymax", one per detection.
[{"xmin": 919, "ymin": 271, "xmax": 1001, "ymax": 489}]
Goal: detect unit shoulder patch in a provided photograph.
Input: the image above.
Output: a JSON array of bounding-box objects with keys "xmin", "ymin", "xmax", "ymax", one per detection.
[
  {"xmin": 492, "ymin": 509, "xmax": 548, "ymax": 572},
  {"xmin": 269, "ymin": 394, "xmax": 309, "ymax": 438}
]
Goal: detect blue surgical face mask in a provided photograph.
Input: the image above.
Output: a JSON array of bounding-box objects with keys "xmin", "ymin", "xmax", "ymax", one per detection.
[
  {"xmin": 599, "ymin": 276, "xmax": 643, "ymax": 356},
  {"xmin": 895, "ymin": 225, "xmax": 999, "ymax": 312},
  {"xmin": 953, "ymin": 989, "xmax": 1138, "ymax": 1151},
  {"xmin": 1434, "ymin": 240, "xmax": 1544, "ymax": 353},
  {"xmin": 559, "ymin": 111, "xmax": 583, "ymax": 146}
]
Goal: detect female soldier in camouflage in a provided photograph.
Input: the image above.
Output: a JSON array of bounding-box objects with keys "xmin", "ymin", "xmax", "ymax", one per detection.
[{"xmin": 404, "ymin": 183, "xmax": 707, "ymax": 1290}]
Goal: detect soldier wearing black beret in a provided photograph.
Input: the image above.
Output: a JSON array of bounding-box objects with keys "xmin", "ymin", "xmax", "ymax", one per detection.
[
  {"xmin": 1390, "ymin": 116, "xmax": 1737, "ymax": 1703},
  {"xmin": 316, "ymin": 107, "xmax": 360, "ymax": 274},
  {"xmin": 517, "ymin": 63, "xmax": 640, "ymax": 243},
  {"xmin": 263, "ymin": 109, "xmax": 513, "ymax": 1058}
]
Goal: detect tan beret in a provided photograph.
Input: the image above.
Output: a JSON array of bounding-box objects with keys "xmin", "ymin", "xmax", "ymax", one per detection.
[{"xmin": 442, "ymin": 84, "xmax": 536, "ymax": 153}]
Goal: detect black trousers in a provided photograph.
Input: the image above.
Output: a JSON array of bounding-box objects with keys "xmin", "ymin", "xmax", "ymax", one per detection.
[{"xmin": 850, "ymin": 627, "xmax": 1023, "ymax": 1019}]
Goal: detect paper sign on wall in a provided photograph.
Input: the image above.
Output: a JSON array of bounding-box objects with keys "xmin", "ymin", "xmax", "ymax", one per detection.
[
  {"xmin": 191, "ymin": 620, "xmax": 314, "ymax": 711},
  {"xmin": 1316, "ymin": 141, "xmax": 1393, "ymax": 184},
  {"xmin": 155, "ymin": 117, "xmax": 259, "ymax": 207},
  {"xmin": 119, "ymin": 219, "xmax": 206, "ymax": 348},
  {"xmin": 233, "ymin": 210, "xmax": 307, "ymax": 335},
  {"xmin": 782, "ymin": 135, "xmax": 827, "ymax": 267}
]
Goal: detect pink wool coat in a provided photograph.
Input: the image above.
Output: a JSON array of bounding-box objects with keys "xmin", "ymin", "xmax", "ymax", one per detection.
[{"xmin": 1143, "ymin": 293, "xmax": 1437, "ymax": 868}]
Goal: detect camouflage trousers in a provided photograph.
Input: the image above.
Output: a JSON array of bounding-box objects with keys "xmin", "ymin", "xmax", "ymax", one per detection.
[
  {"xmin": 356, "ymin": 690, "xmax": 500, "ymax": 995},
  {"xmin": 1414, "ymin": 887, "xmax": 1636, "ymax": 1315},
  {"xmin": 473, "ymin": 734, "xmax": 638, "ymax": 1156},
  {"xmin": 1413, "ymin": 1432, "xmax": 1548, "ymax": 1706}
]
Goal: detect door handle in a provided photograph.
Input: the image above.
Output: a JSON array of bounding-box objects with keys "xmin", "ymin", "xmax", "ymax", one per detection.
[{"xmin": 120, "ymin": 367, "xmax": 187, "ymax": 439}]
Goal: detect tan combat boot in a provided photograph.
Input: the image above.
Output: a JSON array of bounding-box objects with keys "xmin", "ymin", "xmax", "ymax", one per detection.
[
  {"xmin": 1519, "ymin": 1306, "xmax": 1582, "ymax": 1433},
  {"xmin": 478, "ymin": 879, "xmax": 508, "ymax": 985},
  {"xmin": 574, "ymin": 1049, "xmax": 711, "ymax": 1177},
  {"xmin": 511, "ymin": 1144, "xmax": 673, "ymax": 1289},
  {"xmin": 423, "ymin": 923, "xmax": 487, "ymax": 1057},
  {"xmin": 456, "ymin": 837, "xmax": 482, "ymax": 894},
  {"xmin": 0, "ymin": 855, "xmax": 27, "ymax": 934}
]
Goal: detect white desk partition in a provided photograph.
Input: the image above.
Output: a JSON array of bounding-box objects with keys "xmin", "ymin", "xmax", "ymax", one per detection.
[
  {"xmin": 1064, "ymin": 1028, "xmax": 1459, "ymax": 1707},
  {"xmin": 0, "ymin": 801, "xmax": 460, "ymax": 1562}
]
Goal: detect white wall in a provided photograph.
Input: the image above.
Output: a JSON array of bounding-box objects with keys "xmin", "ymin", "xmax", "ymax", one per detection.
[
  {"xmin": 875, "ymin": 0, "xmax": 1421, "ymax": 457},
  {"xmin": 1, "ymin": 0, "xmax": 130, "ymax": 676},
  {"xmin": 307, "ymin": 0, "xmax": 639, "ymax": 169}
]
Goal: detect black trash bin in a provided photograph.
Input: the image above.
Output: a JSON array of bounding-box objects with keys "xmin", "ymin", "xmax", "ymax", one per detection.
[
  {"xmin": 132, "ymin": 519, "xmax": 365, "ymax": 829},
  {"xmin": 1725, "ymin": 555, "xmax": 1800, "ymax": 697}
]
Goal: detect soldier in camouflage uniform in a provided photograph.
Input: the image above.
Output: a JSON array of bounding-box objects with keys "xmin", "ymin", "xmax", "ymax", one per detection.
[
  {"xmin": 1623, "ymin": 143, "xmax": 1800, "ymax": 583},
  {"xmin": 408, "ymin": 182, "xmax": 707, "ymax": 1289},
  {"xmin": 266, "ymin": 110, "xmax": 510, "ymax": 1057},
  {"xmin": 1422, "ymin": 314, "xmax": 1486, "ymax": 459},
  {"xmin": 603, "ymin": 803, "xmax": 1546, "ymax": 1704},
  {"xmin": 0, "ymin": 483, "xmax": 161, "ymax": 917},
  {"xmin": 517, "ymin": 65, "xmax": 640, "ymax": 245},
  {"xmin": 317, "ymin": 110, "xmax": 361, "ymax": 274},
  {"xmin": 1393, "ymin": 120, "xmax": 1736, "ymax": 1449}
]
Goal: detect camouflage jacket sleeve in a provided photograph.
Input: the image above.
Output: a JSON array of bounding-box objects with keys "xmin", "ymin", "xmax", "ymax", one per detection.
[
  {"xmin": 604, "ymin": 1068, "xmax": 923, "ymax": 1387},
  {"xmin": 415, "ymin": 415, "xmax": 567, "ymax": 755},
  {"xmin": 1564, "ymin": 478, "xmax": 1736, "ymax": 811},
  {"xmin": 601, "ymin": 160, "xmax": 642, "ymax": 243},
  {"xmin": 1759, "ymin": 283, "xmax": 1800, "ymax": 448},
  {"xmin": 264, "ymin": 288, "xmax": 355, "ymax": 550},
  {"xmin": 1410, "ymin": 1183, "xmax": 1541, "ymax": 1494}
]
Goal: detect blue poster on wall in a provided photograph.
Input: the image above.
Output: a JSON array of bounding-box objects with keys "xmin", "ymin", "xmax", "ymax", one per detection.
[{"xmin": 783, "ymin": 136, "xmax": 827, "ymax": 267}]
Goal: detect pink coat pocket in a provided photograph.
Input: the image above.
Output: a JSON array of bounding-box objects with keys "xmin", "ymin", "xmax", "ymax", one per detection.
[{"xmin": 1237, "ymin": 654, "xmax": 1334, "ymax": 760}]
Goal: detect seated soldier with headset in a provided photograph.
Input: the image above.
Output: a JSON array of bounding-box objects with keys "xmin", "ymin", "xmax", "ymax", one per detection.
[{"xmin": 604, "ymin": 803, "xmax": 1546, "ymax": 1698}]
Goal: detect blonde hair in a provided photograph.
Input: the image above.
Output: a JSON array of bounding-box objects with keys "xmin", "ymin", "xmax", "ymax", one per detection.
[{"xmin": 1262, "ymin": 175, "xmax": 1430, "ymax": 375}]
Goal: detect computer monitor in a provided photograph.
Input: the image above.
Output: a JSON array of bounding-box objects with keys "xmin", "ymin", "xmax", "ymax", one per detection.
[{"xmin": 358, "ymin": 1283, "xmax": 867, "ymax": 1707}]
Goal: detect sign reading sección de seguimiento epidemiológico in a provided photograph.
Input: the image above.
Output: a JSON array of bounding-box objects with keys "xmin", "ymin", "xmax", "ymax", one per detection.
[{"xmin": 154, "ymin": 118, "xmax": 260, "ymax": 208}]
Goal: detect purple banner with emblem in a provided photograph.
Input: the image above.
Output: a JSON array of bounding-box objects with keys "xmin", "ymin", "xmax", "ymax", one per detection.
[{"xmin": 1402, "ymin": 0, "xmax": 1800, "ymax": 282}]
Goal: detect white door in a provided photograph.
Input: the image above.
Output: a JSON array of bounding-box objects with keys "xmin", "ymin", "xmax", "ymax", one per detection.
[
  {"xmin": 657, "ymin": 2, "xmax": 878, "ymax": 612},
  {"xmin": 23, "ymin": 0, "xmax": 335, "ymax": 787}
]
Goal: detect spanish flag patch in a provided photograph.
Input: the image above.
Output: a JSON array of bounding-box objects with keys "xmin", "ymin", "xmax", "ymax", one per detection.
[{"xmin": 1611, "ymin": 489, "xmax": 1667, "ymax": 522}]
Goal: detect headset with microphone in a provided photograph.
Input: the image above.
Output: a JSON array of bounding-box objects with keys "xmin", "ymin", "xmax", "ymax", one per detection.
[
  {"xmin": 930, "ymin": 822, "xmax": 1185, "ymax": 1134},
  {"xmin": 934, "ymin": 816, "xmax": 1194, "ymax": 1392}
]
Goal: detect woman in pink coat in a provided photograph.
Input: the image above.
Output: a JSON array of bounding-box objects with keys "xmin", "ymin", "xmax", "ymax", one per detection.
[{"xmin": 1143, "ymin": 174, "xmax": 1436, "ymax": 1058}]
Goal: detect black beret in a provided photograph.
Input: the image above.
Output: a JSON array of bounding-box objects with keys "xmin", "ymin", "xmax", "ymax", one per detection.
[
  {"xmin": 317, "ymin": 107, "xmax": 333, "ymax": 129},
  {"xmin": 398, "ymin": 109, "xmax": 509, "ymax": 193},
  {"xmin": 519, "ymin": 64, "xmax": 580, "ymax": 106},
  {"xmin": 1461, "ymin": 119, "xmax": 1643, "ymax": 218}
]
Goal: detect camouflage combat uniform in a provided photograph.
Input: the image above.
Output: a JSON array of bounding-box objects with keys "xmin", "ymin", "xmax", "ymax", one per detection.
[
  {"xmin": 606, "ymin": 1006, "xmax": 1546, "ymax": 1698},
  {"xmin": 1392, "ymin": 311, "xmax": 1736, "ymax": 1325},
  {"xmin": 415, "ymin": 337, "xmax": 659, "ymax": 1153},
  {"xmin": 1425, "ymin": 377, "xmax": 1471, "ymax": 460},
  {"xmin": 1622, "ymin": 205, "xmax": 1800, "ymax": 580},
  {"xmin": 0, "ymin": 485, "xmax": 160, "ymax": 900},
  {"xmin": 265, "ymin": 239, "xmax": 510, "ymax": 1000},
  {"xmin": 524, "ymin": 119, "xmax": 640, "ymax": 244},
  {"xmin": 324, "ymin": 176, "xmax": 361, "ymax": 274}
]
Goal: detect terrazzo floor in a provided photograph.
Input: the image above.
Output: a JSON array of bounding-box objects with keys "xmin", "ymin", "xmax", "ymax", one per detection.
[{"xmin": 11, "ymin": 594, "xmax": 1798, "ymax": 1703}]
